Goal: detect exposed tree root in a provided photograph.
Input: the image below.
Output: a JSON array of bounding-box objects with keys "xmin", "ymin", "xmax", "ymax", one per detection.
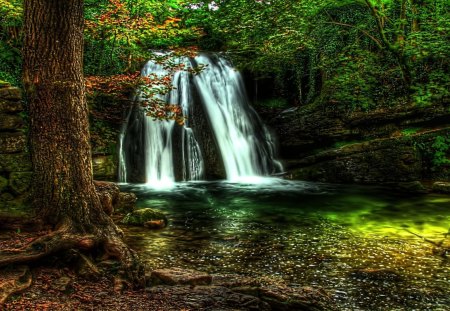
[
  {"xmin": 0, "ymin": 228, "xmax": 145, "ymax": 288},
  {"xmin": 0, "ymin": 265, "xmax": 32, "ymax": 305}
]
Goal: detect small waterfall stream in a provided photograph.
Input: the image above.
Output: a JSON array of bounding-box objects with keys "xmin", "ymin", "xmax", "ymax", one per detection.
[{"xmin": 119, "ymin": 53, "xmax": 282, "ymax": 187}]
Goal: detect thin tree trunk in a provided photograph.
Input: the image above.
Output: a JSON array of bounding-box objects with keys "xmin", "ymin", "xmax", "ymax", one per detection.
[{"xmin": 397, "ymin": 0, "xmax": 407, "ymax": 46}]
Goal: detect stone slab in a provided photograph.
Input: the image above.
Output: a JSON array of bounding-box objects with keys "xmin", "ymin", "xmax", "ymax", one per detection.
[
  {"xmin": 150, "ymin": 268, "xmax": 212, "ymax": 286},
  {"xmin": 0, "ymin": 132, "xmax": 27, "ymax": 153},
  {"xmin": 0, "ymin": 153, "xmax": 32, "ymax": 172}
]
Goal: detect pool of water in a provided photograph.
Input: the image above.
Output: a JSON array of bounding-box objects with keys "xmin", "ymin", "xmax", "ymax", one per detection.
[{"xmin": 120, "ymin": 179, "xmax": 450, "ymax": 310}]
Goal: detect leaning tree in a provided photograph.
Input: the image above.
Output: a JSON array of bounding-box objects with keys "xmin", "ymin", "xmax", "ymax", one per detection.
[{"xmin": 0, "ymin": 0, "xmax": 143, "ymax": 285}]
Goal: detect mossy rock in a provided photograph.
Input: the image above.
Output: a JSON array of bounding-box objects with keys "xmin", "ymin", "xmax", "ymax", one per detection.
[
  {"xmin": 0, "ymin": 175, "xmax": 8, "ymax": 192},
  {"xmin": 0, "ymin": 133, "xmax": 27, "ymax": 154},
  {"xmin": 92, "ymin": 155, "xmax": 117, "ymax": 180},
  {"xmin": 432, "ymin": 182, "xmax": 450, "ymax": 194},
  {"xmin": 0, "ymin": 87, "xmax": 22, "ymax": 100},
  {"xmin": 0, "ymin": 114, "xmax": 24, "ymax": 130},
  {"xmin": 115, "ymin": 192, "xmax": 137, "ymax": 214},
  {"xmin": 9, "ymin": 172, "xmax": 33, "ymax": 195},
  {"xmin": 0, "ymin": 80, "xmax": 11, "ymax": 87},
  {"xmin": 0, "ymin": 100, "xmax": 24, "ymax": 113},
  {"xmin": 0, "ymin": 153, "xmax": 32, "ymax": 172},
  {"xmin": 121, "ymin": 208, "xmax": 168, "ymax": 228}
]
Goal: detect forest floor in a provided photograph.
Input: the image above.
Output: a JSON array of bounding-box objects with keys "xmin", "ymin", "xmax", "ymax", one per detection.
[{"xmin": 0, "ymin": 230, "xmax": 330, "ymax": 311}]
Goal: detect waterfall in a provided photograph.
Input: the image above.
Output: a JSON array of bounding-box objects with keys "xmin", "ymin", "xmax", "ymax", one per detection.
[{"xmin": 119, "ymin": 53, "xmax": 282, "ymax": 186}]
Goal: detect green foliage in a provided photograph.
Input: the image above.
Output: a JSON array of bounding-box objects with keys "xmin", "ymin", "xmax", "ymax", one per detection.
[
  {"xmin": 431, "ymin": 135, "xmax": 450, "ymax": 168},
  {"xmin": 84, "ymin": 0, "xmax": 202, "ymax": 76},
  {"xmin": 0, "ymin": 0, "xmax": 22, "ymax": 86},
  {"xmin": 186, "ymin": 0, "xmax": 449, "ymax": 112},
  {"xmin": 401, "ymin": 127, "xmax": 421, "ymax": 137}
]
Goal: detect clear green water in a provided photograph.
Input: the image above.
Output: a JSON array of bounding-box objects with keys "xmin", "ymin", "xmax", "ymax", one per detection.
[{"xmin": 121, "ymin": 180, "xmax": 450, "ymax": 310}]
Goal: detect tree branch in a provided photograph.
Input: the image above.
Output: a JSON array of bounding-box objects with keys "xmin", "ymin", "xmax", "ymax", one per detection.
[{"xmin": 324, "ymin": 21, "xmax": 383, "ymax": 49}]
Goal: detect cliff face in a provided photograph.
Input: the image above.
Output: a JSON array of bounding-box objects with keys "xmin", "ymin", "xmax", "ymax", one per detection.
[{"xmin": 262, "ymin": 102, "xmax": 450, "ymax": 187}]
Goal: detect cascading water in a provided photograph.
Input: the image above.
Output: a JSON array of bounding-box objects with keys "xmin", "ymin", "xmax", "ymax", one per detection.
[
  {"xmin": 192, "ymin": 55, "xmax": 282, "ymax": 182},
  {"xmin": 119, "ymin": 53, "xmax": 282, "ymax": 187}
]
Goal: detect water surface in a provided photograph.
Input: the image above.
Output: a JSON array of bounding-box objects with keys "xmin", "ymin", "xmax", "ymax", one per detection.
[{"xmin": 121, "ymin": 180, "xmax": 450, "ymax": 310}]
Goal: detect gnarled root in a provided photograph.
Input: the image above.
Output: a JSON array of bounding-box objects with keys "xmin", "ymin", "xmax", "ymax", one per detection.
[
  {"xmin": 0, "ymin": 228, "xmax": 145, "ymax": 289},
  {"xmin": 0, "ymin": 265, "xmax": 32, "ymax": 305}
]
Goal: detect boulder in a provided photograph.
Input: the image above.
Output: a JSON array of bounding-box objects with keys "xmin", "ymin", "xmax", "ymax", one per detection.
[
  {"xmin": 115, "ymin": 192, "xmax": 137, "ymax": 214},
  {"xmin": 0, "ymin": 132, "xmax": 27, "ymax": 154},
  {"xmin": 0, "ymin": 153, "xmax": 32, "ymax": 172},
  {"xmin": 150, "ymin": 267, "xmax": 212, "ymax": 286},
  {"xmin": 9, "ymin": 172, "xmax": 32, "ymax": 195},
  {"xmin": 121, "ymin": 208, "xmax": 167, "ymax": 228},
  {"xmin": 432, "ymin": 182, "xmax": 450, "ymax": 194}
]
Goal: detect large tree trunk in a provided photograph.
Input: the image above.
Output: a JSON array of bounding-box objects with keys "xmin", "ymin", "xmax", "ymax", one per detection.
[
  {"xmin": 23, "ymin": 0, "xmax": 101, "ymax": 230},
  {"xmin": 1, "ymin": 0, "xmax": 145, "ymax": 286}
]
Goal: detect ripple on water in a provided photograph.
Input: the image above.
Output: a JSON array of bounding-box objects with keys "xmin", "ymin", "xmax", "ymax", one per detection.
[{"xmin": 121, "ymin": 181, "xmax": 450, "ymax": 310}]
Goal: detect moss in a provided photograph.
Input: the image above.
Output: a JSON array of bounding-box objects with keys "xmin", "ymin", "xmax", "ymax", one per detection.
[
  {"xmin": 121, "ymin": 208, "xmax": 168, "ymax": 227},
  {"xmin": 0, "ymin": 175, "xmax": 8, "ymax": 191},
  {"xmin": 9, "ymin": 172, "xmax": 32, "ymax": 194}
]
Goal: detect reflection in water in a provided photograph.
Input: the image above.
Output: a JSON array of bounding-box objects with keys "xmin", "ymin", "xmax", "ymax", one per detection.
[{"xmin": 121, "ymin": 180, "xmax": 450, "ymax": 310}]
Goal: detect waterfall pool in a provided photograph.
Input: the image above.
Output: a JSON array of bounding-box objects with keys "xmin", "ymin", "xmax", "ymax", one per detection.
[{"xmin": 121, "ymin": 179, "xmax": 450, "ymax": 310}]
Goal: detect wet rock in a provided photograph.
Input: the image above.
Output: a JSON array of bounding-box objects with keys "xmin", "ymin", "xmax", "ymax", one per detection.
[
  {"xmin": 259, "ymin": 286, "xmax": 333, "ymax": 311},
  {"xmin": 0, "ymin": 153, "xmax": 32, "ymax": 172},
  {"xmin": 432, "ymin": 182, "xmax": 450, "ymax": 194},
  {"xmin": 150, "ymin": 267, "xmax": 212, "ymax": 286},
  {"xmin": 350, "ymin": 268, "xmax": 403, "ymax": 282},
  {"xmin": 115, "ymin": 192, "xmax": 137, "ymax": 214},
  {"xmin": 9, "ymin": 172, "xmax": 32, "ymax": 195},
  {"xmin": 391, "ymin": 181, "xmax": 428, "ymax": 194},
  {"xmin": 0, "ymin": 133, "xmax": 27, "ymax": 154},
  {"xmin": 0, "ymin": 114, "xmax": 24, "ymax": 130},
  {"xmin": 121, "ymin": 208, "xmax": 167, "ymax": 228},
  {"xmin": 0, "ymin": 265, "xmax": 32, "ymax": 304},
  {"xmin": 0, "ymin": 87, "xmax": 22, "ymax": 101},
  {"xmin": 94, "ymin": 181, "xmax": 120, "ymax": 216},
  {"xmin": 146, "ymin": 285, "xmax": 271, "ymax": 310},
  {"xmin": 213, "ymin": 275, "xmax": 334, "ymax": 310},
  {"xmin": 143, "ymin": 220, "xmax": 165, "ymax": 229}
]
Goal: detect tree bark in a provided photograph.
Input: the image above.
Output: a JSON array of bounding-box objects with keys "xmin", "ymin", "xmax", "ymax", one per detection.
[
  {"xmin": 23, "ymin": 0, "xmax": 102, "ymax": 230},
  {"xmin": 17, "ymin": 0, "xmax": 144, "ymax": 286}
]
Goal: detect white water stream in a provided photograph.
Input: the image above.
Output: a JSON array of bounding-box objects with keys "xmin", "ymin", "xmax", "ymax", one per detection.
[{"xmin": 119, "ymin": 53, "xmax": 282, "ymax": 187}]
